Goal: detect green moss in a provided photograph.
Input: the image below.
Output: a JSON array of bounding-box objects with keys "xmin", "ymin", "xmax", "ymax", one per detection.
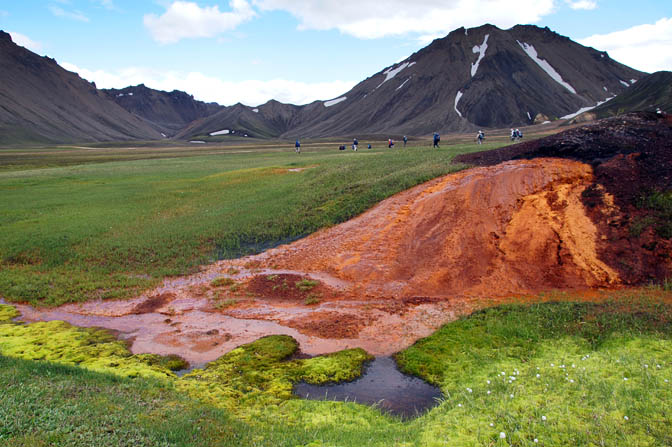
[
  {"xmin": 0, "ymin": 304, "xmax": 20, "ymax": 322},
  {"xmin": 179, "ymin": 336, "xmax": 369, "ymax": 411},
  {"xmin": 211, "ymin": 277, "xmax": 236, "ymax": 287},
  {"xmin": 296, "ymin": 279, "xmax": 319, "ymax": 291},
  {"xmin": 0, "ymin": 313, "xmax": 185, "ymax": 379}
]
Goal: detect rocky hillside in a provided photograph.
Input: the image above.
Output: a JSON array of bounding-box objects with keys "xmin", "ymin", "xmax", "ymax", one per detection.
[
  {"xmin": 455, "ymin": 112, "xmax": 672, "ymax": 284},
  {"xmin": 103, "ymin": 84, "xmax": 222, "ymax": 136},
  {"xmin": 587, "ymin": 71, "xmax": 672, "ymax": 119},
  {"xmin": 0, "ymin": 31, "xmax": 162, "ymax": 144}
]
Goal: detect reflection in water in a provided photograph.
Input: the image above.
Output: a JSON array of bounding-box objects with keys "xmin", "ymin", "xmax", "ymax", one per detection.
[{"xmin": 293, "ymin": 357, "xmax": 442, "ymax": 419}]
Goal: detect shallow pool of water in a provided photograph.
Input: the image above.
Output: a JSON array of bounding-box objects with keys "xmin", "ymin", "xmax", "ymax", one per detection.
[{"xmin": 293, "ymin": 356, "xmax": 442, "ymax": 419}]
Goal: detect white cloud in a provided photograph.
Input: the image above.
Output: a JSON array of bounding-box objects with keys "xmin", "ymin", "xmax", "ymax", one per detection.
[
  {"xmin": 61, "ymin": 62, "xmax": 357, "ymax": 106},
  {"xmin": 49, "ymin": 5, "xmax": 90, "ymax": 22},
  {"xmin": 144, "ymin": 0, "xmax": 256, "ymax": 44},
  {"xmin": 8, "ymin": 31, "xmax": 43, "ymax": 53},
  {"xmin": 565, "ymin": 0, "xmax": 597, "ymax": 10},
  {"xmin": 252, "ymin": 0, "xmax": 555, "ymax": 39},
  {"xmin": 579, "ymin": 18, "xmax": 672, "ymax": 73}
]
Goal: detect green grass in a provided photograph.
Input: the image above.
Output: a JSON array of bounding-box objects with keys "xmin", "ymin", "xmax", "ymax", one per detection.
[
  {"xmin": 633, "ymin": 190, "xmax": 672, "ymax": 239},
  {"xmin": 0, "ymin": 140, "xmax": 502, "ymax": 306},
  {"xmin": 1, "ymin": 296, "xmax": 671, "ymax": 446}
]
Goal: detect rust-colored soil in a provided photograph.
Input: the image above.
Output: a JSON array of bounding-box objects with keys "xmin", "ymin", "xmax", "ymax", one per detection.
[
  {"xmin": 255, "ymin": 158, "xmax": 619, "ymax": 298},
  {"xmin": 130, "ymin": 292, "xmax": 175, "ymax": 314},
  {"xmin": 245, "ymin": 273, "xmax": 334, "ymax": 301},
  {"xmin": 287, "ymin": 311, "xmax": 372, "ymax": 339}
]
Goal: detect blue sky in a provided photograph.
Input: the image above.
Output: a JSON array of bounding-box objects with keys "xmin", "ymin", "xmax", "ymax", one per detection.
[{"xmin": 1, "ymin": 1, "xmax": 671, "ymax": 106}]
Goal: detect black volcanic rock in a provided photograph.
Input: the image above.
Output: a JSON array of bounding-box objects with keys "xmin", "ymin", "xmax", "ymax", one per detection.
[
  {"xmin": 103, "ymin": 84, "xmax": 223, "ymax": 136},
  {"xmin": 0, "ymin": 29, "xmax": 163, "ymax": 144}
]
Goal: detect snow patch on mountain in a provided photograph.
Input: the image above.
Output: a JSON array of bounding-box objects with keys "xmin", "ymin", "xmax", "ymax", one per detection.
[
  {"xmin": 471, "ymin": 34, "xmax": 489, "ymax": 77},
  {"xmin": 454, "ymin": 91, "xmax": 464, "ymax": 118},
  {"xmin": 517, "ymin": 41, "xmax": 577, "ymax": 94},
  {"xmin": 561, "ymin": 96, "xmax": 615, "ymax": 119},
  {"xmin": 210, "ymin": 129, "xmax": 230, "ymax": 136},
  {"xmin": 396, "ymin": 78, "xmax": 410, "ymax": 91},
  {"xmin": 620, "ymin": 80, "xmax": 629, "ymax": 87},
  {"xmin": 324, "ymin": 96, "xmax": 347, "ymax": 107},
  {"xmin": 252, "ymin": 108, "xmax": 259, "ymax": 113},
  {"xmin": 377, "ymin": 61, "xmax": 416, "ymax": 88}
]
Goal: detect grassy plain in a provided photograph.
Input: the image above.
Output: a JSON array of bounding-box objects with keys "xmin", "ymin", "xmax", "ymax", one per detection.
[
  {"xmin": 1, "ymin": 295, "xmax": 671, "ymax": 446},
  {"xmin": 0, "ymin": 138, "xmax": 505, "ymax": 306}
]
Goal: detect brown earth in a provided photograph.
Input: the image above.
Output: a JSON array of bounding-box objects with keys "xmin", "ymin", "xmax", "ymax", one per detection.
[
  {"xmin": 455, "ymin": 112, "xmax": 672, "ymax": 284},
  {"xmin": 252, "ymin": 157, "xmax": 619, "ymax": 298}
]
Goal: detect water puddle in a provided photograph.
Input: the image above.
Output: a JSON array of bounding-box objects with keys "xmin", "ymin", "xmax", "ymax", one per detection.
[{"xmin": 293, "ymin": 357, "xmax": 442, "ymax": 419}]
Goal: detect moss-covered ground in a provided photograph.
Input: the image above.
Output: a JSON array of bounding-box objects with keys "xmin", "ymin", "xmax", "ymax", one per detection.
[{"xmin": 2, "ymin": 294, "xmax": 671, "ymax": 446}]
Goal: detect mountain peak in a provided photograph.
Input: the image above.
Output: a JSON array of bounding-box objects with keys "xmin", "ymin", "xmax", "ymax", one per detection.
[{"xmin": 0, "ymin": 30, "xmax": 12, "ymax": 42}]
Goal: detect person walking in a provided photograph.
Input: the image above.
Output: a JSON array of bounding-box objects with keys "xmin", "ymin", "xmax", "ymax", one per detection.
[
  {"xmin": 353, "ymin": 137, "xmax": 358, "ymax": 151},
  {"xmin": 403, "ymin": 135, "xmax": 408, "ymax": 147},
  {"xmin": 476, "ymin": 130, "xmax": 485, "ymax": 145},
  {"xmin": 433, "ymin": 132, "xmax": 440, "ymax": 148},
  {"xmin": 388, "ymin": 138, "xmax": 394, "ymax": 148},
  {"xmin": 295, "ymin": 139, "xmax": 301, "ymax": 153}
]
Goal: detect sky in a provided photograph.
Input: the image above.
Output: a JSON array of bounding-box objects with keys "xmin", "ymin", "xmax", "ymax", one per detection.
[{"xmin": 1, "ymin": 1, "xmax": 671, "ymax": 107}]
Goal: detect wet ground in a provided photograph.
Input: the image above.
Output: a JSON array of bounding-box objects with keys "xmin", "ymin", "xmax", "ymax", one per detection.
[{"xmin": 294, "ymin": 357, "xmax": 443, "ymax": 419}]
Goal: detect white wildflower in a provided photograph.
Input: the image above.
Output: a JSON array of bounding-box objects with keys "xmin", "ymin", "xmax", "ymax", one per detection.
[
  {"xmin": 541, "ymin": 415, "xmax": 547, "ymax": 421},
  {"xmin": 500, "ymin": 432, "xmax": 506, "ymax": 439}
]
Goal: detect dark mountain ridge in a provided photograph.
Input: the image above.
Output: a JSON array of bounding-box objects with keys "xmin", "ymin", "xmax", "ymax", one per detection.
[
  {"xmin": 103, "ymin": 84, "xmax": 222, "ymax": 136},
  {"xmin": 0, "ymin": 31, "xmax": 162, "ymax": 144},
  {"xmin": 181, "ymin": 24, "xmax": 644, "ymax": 140}
]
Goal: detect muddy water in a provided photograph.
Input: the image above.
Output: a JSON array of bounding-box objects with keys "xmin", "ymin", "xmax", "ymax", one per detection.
[
  {"xmin": 294, "ymin": 357, "xmax": 443, "ymax": 419},
  {"xmin": 8, "ymin": 158, "xmax": 618, "ymax": 366}
]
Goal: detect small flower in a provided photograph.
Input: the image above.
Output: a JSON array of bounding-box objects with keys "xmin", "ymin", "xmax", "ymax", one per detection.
[
  {"xmin": 536, "ymin": 374, "xmax": 541, "ymax": 378},
  {"xmin": 534, "ymin": 439, "xmax": 539, "ymax": 443},
  {"xmin": 457, "ymin": 403, "xmax": 462, "ymax": 407},
  {"xmin": 487, "ymin": 390, "xmax": 491, "ymax": 394},
  {"xmin": 541, "ymin": 415, "xmax": 547, "ymax": 421},
  {"xmin": 510, "ymin": 394, "xmax": 514, "ymax": 398},
  {"xmin": 624, "ymin": 416, "xmax": 629, "ymax": 421},
  {"xmin": 500, "ymin": 432, "xmax": 506, "ymax": 439},
  {"xmin": 624, "ymin": 377, "xmax": 628, "ymax": 381},
  {"xmin": 487, "ymin": 380, "xmax": 491, "ymax": 384},
  {"xmin": 466, "ymin": 387, "xmax": 472, "ymax": 393},
  {"xmin": 550, "ymin": 363, "xmax": 555, "ymax": 367},
  {"xmin": 490, "ymin": 423, "xmax": 494, "ymax": 427},
  {"xmin": 569, "ymin": 379, "xmax": 575, "ymax": 383},
  {"xmin": 657, "ymin": 365, "xmax": 661, "ymax": 369},
  {"xmin": 501, "ymin": 371, "xmax": 506, "ymax": 376},
  {"xmin": 644, "ymin": 364, "xmax": 649, "ymax": 368},
  {"xmin": 572, "ymin": 364, "xmax": 576, "ymax": 368},
  {"xmin": 665, "ymin": 379, "xmax": 669, "ymax": 383}
]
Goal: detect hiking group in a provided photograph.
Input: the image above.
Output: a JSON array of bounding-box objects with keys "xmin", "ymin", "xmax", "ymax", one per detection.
[{"xmin": 510, "ymin": 128, "xmax": 523, "ymax": 141}]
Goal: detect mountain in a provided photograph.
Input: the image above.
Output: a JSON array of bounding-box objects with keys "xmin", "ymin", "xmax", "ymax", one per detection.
[
  {"xmin": 0, "ymin": 31, "xmax": 162, "ymax": 144},
  {"xmin": 178, "ymin": 24, "xmax": 645, "ymax": 140},
  {"xmin": 103, "ymin": 84, "xmax": 222, "ymax": 136},
  {"xmin": 587, "ymin": 71, "xmax": 672, "ymax": 119},
  {"xmin": 174, "ymin": 100, "xmax": 303, "ymax": 140},
  {"xmin": 285, "ymin": 24, "xmax": 645, "ymax": 137}
]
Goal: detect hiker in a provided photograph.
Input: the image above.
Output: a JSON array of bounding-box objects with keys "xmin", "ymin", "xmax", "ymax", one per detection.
[
  {"xmin": 353, "ymin": 138, "xmax": 358, "ymax": 151},
  {"xmin": 367, "ymin": 144, "xmax": 372, "ymax": 149},
  {"xmin": 476, "ymin": 130, "xmax": 485, "ymax": 145},
  {"xmin": 388, "ymin": 138, "xmax": 394, "ymax": 148},
  {"xmin": 510, "ymin": 129, "xmax": 516, "ymax": 141},
  {"xmin": 295, "ymin": 139, "xmax": 301, "ymax": 153},
  {"xmin": 403, "ymin": 135, "xmax": 408, "ymax": 147},
  {"xmin": 433, "ymin": 132, "xmax": 440, "ymax": 148},
  {"xmin": 339, "ymin": 145, "xmax": 346, "ymax": 150},
  {"xmin": 516, "ymin": 129, "xmax": 523, "ymax": 140}
]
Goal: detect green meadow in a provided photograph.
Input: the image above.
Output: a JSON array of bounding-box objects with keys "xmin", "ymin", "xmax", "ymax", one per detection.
[{"xmin": 0, "ymin": 140, "xmax": 504, "ymax": 306}]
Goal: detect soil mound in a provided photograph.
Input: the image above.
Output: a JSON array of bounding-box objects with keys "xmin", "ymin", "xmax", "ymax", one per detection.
[
  {"xmin": 257, "ymin": 158, "xmax": 620, "ymax": 297},
  {"xmin": 455, "ymin": 112, "xmax": 672, "ymax": 284}
]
